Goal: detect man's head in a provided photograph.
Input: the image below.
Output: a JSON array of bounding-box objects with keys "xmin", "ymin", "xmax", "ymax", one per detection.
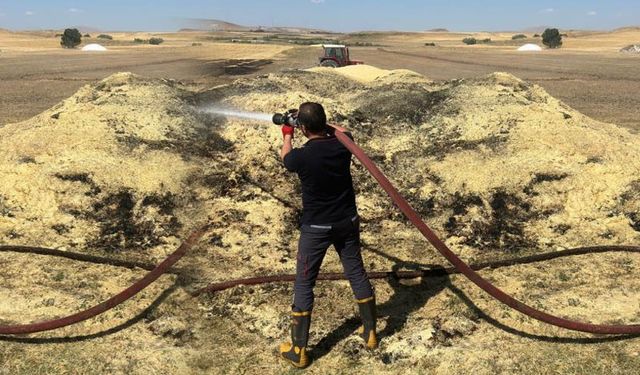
[{"xmin": 297, "ymin": 102, "xmax": 327, "ymax": 136}]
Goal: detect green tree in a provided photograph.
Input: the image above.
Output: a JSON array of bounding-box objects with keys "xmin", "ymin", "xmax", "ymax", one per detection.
[
  {"xmin": 542, "ymin": 28, "xmax": 563, "ymax": 48},
  {"xmin": 60, "ymin": 28, "xmax": 82, "ymax": 48},
  {"xmin": 462, "ymin": 37, "xmax": 477, "ymax": 45}
]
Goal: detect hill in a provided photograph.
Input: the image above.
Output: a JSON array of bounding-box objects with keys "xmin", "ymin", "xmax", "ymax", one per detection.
[
  {"xmin": 613, "ymin": 26, "xmax": 640, "ymax": 32},
  {"xmin": 182, "ymin": 18, "xmax": 327, "ymax": 33},
  {"xmin": 183, "ymin": 18, "xmax": 252, "ymax": 32}
]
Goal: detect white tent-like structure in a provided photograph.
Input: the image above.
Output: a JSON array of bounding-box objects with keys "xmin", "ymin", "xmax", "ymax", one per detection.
[
  {"xmin": 517, "ymin": 44, "xmax": 543, "ymax": 52},
  {"xmin": 81, "ymin": 44, "xmax": 108, "ymax": 52}
]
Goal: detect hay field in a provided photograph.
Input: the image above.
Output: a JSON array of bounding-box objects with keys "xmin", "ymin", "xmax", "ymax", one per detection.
[
  {"xmin": 340, "ymin": 28, "xmax": 640, "ymax": 51},
  {"xmin": 1, "ymin": 64, "xmax": 639, "ymax": 374}
]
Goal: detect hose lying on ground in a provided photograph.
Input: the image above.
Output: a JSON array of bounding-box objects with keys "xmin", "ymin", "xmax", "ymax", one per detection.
[
  {"xmin": 0, "ymin": 226, "xmax": 209, "ymax": 335},
  {"xmin": 194, "ymin": 245, "xmax": 640, "ymax": 296},
  {"xmin": 2, "ymin": 240, "xmax": 638, "ymax": 335},
  {"xmin": 0, "ymin": 245, "xmax": 175, "ymax": 273}
]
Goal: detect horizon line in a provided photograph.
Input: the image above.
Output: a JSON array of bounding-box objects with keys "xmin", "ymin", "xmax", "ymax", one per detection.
[{"xmin": 4, "ymin": 25, "xmax": 638, "ymax": 34}]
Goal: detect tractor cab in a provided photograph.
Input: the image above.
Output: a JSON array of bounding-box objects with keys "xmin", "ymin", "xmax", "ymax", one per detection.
[{"xmin": 319, "ymin": 44, "xmax": 363, "ymax": 68}]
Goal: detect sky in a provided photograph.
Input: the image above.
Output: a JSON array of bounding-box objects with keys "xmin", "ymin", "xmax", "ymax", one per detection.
[{"xmin": 0, "ymin": 0, "xmax": 638, "ymax": 32}]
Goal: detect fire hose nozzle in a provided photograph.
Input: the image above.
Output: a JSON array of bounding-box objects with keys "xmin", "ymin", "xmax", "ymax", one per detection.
[{"xmin": 272, "ymin": 109, "xmax": 299, "ymax": 127}]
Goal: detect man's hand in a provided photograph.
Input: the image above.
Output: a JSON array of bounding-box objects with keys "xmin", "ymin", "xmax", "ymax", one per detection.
[
  {"xmin": 280, "ymin": 110, "xmax": 297, "ymax": 162},
  {"xmin": 281, "ymin": 124, "xmax": 295, "ymax": 139}
]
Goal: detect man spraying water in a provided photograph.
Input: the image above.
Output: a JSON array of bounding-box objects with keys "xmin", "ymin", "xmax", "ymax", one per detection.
[{"xmin": 277, "ymin": 102, "xmax": 377, "ymax": 368}]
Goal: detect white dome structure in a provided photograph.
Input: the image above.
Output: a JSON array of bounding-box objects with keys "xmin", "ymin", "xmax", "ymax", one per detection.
[
  {"xmin": 517, "ymin": 43, "xmax": 542, "ymax": 52},
  {"xmin": 81, "ymin": 43, "xmax": 108, "ymax": 52},
  {"xmin": 620, "ymin": 44, "xmax": 640, "ymax": 53}
]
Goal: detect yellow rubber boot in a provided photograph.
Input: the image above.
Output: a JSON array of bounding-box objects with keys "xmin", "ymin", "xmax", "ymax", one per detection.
[
  {"xmin": 279, "ymin": 311, "xmax": 311, "ymax": 368},
  {"xmin": 356, "ymin": 296, "xmax": 378, "ymax": 349}
]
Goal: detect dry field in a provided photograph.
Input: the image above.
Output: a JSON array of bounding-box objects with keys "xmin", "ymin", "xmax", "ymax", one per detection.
[
  {"xmin": 0, "ymin": 29, "xmax": 297, "ymax": 126},
  {"xmin": 326, "ymin": 28, "xmax": 640, "ymax": 131},
  {"xmin": 357, "ymin": 46, "xmax": 640, "ymax": 132},
  {"xmin": 1, "ymin": 28, "xmax": 639, "ymax": 131},
  {"xmin": 1, "ymin": 27, "xmax": 640, "ymax": 375}
]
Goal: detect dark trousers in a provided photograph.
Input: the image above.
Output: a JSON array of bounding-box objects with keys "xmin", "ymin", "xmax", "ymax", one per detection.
[{"xmin": 293, "ymin": 215, "xmax": 373, "ymax": 312}]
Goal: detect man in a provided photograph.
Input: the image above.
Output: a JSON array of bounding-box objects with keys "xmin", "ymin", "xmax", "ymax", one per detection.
[{"xmin": 278, "ymin": 102, "xmax": 377, "ymax": 369}]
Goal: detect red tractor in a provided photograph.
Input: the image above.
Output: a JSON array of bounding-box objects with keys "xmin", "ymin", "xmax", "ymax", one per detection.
[{"xmin": 318, "ymin": 44, "xmax": 363, "ymax": 68}]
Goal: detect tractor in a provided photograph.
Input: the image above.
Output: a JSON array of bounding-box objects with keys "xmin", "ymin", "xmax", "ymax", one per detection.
[{"xmin": 318, "ymin": 44, "xmax": 363, "ymax": 68}]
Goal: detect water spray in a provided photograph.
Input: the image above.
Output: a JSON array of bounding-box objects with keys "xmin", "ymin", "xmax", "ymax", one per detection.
[
  {"xmin": 199, "ymin": 105, "xmax": 300, "ymax": 128},
  {"xmin": 199, "ymin": 105, "xmax": 274, "ymax": 123}
]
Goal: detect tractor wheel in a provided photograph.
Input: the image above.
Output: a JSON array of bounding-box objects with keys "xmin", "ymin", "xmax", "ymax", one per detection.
[{"xmin": 320, "ymin": 60, "xmax": 339, "ymax": 68}]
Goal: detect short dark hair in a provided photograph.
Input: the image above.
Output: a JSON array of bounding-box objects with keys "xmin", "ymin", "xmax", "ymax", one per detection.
[{"xmin": 298, "ymin": 102, "xmax": 327, "ymax": 134}]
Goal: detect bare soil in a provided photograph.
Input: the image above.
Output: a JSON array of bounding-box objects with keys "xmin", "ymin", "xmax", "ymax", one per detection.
[
  {"xmin": 355, "ymin": 47, "xmax": 640, "ymax": 132},
  {"xmin": 2, "ymin": 29, "xmax": 639, "ymax": 132}
]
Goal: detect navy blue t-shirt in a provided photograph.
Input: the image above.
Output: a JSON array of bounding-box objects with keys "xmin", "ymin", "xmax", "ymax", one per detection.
[{"xmin": 284, "ymin": 133, "xmax": 357, "ymax": 225}]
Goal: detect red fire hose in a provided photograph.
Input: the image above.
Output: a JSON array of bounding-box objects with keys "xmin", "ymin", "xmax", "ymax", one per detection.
[
  {"xmin": 194, "ymin": 245, "xmax": 640, "ymax": 297},
  {"xmin": 331, "ymin": 128, "xmax": 640, "ymax": 334},
  {"xmin": 0, "ymin": 225, "xmax": 209, "ymax": 335}
]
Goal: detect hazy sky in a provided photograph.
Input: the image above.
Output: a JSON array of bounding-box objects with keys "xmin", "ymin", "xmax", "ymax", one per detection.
[{"xmin": 0, "ymin": 0, "xmax": 638, "ymax": 32}]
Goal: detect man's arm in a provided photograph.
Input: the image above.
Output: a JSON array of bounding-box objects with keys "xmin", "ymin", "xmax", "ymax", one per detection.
[
  {"xmin": 280, "ymin": 134, "xmax": 293, "ymax": 161},
  {"xmin": 280, "ymin": 123, "xmax": 295, "ymax": 162}
]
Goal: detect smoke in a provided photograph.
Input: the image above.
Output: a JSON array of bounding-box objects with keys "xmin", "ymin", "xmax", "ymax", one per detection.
[{"xmin": 198, "ymin": 105, "xmax": 273, "ymax": 123}]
